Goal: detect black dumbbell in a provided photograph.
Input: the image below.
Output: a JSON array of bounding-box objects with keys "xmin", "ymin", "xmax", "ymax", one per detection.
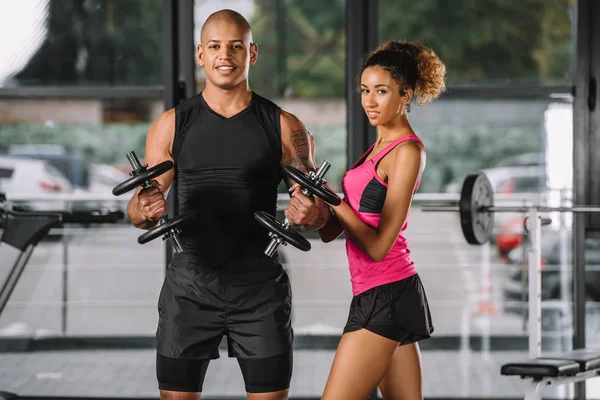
[
  {"xmin": 254, "ymin": 160, "xmax": 341, "ymax": 257},
  {"xmin": 112, "ymin": 151, "xmax": 197, "ymax": 253},
  {"xmin": 112, "ymin": 151, "xmax": 173, "ymax": 196}
]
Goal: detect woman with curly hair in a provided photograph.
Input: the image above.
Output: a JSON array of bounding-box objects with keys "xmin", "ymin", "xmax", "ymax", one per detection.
[{"xmin": 290, "ymin": 40, "xmax": 447, "ymax": 399}]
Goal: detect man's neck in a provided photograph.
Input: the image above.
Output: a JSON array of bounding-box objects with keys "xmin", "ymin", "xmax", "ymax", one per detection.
[{"xmin": 202, "ymin": 82, "xmax": 253, "ymax": 112}]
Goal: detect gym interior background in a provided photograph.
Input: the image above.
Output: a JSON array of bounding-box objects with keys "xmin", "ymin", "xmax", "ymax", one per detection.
[{"xmin": 0, "ymin": 0, "xmax": 599, "ymax": 399}]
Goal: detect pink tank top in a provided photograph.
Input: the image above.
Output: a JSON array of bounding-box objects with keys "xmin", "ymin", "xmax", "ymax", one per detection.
[{"xmin": 341, "ymin": 134, "xmax": 424, "ymax": 296}]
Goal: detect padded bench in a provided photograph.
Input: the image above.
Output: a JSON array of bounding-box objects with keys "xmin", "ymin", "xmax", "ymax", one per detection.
[{"xmin": 501, "ymin": 348, "xmax": 600, "ymax": 400}]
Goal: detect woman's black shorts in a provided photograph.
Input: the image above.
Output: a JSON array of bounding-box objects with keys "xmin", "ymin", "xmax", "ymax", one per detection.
[{"xmin": 343, "ymin": 273, "xmax": 434, "ymax": 345}]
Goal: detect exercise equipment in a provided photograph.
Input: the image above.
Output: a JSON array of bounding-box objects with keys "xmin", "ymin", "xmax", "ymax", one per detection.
[
  {"xmin": 283, "ymin": 163, "xmax": 341, "ymax": 206},
  {"xmin": 255, "ymin": 160, "xmax": 341, "ymax": 257},
  {"xmin": 0, "ymin": 193, "xmax": 124, "ymax": 317},
  {"xmin": 111, "ymin": 151, "xmax": 173, "ymax": 196},
  {"xmin": 423, "ymin": 171, "xmax": 600, "ymax": 400},
  {"xmin": 500, "ymin": 210, "xmax": 600, "ymax": 400},
  {"xmin": 112, "ymin": 151, "xmax": 197, "ymax": 253},
  {"xmin": 422, "ymin": 171, "xmax": 600, "ymax": 245}
]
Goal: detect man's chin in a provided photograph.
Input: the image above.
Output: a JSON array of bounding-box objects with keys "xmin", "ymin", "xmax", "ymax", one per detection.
[{"xmin": 208, "ymin": 76, "xmax": 246, "ymax": 90}]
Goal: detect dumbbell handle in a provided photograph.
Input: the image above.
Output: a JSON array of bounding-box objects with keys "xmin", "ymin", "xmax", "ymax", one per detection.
[
  {"xmin": 313, "ymin": 160, "xmax": 331, "ymax": 181},
  {"xmin": 265, "ymin": 239, "xmax": 280, "ymax": 257},
  {"xmin": 299, "ymin": 161, "xmax": 331, "ymax": 198},
  {"xmin": 157, "ymin": 214, "xmax": 184, "ymax": 253},
  {"xmin": 265, "ymin": 217, "xmax": 293, "ymax": 256},
  {"xmin": 126, "ymin": 151, "xmax": 154, "ymax": 190},
  {"xmin": 170, "ymin": 235, "xmax": 183, "ymax": 253},
  {"xmin": 126, "ymin": 151, "xmax": 144, "ymax": 171}
]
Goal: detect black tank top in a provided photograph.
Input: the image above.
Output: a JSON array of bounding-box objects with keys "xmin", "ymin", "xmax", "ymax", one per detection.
[{"xmin": 171, "ymin": 92, "xmax": 283, "ymax": 260}]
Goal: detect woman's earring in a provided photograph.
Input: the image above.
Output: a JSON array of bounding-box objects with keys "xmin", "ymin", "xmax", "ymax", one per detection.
[{"xmin": 406, "ymin": 103, "xmax": 411, "ymax": 113}]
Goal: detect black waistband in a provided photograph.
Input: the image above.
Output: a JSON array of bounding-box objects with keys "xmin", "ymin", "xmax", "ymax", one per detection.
[{"xmin": 171, "ymin": 251, "xmax": 282, "ymax": 269}]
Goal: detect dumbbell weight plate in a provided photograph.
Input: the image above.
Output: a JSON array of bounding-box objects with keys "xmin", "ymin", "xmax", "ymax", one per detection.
[
  {"xmin": 283, "ymin": 166, "xmax": 341, "ymax": 206},
  {"xmin": 459, "ymin": 171, "xmax": 495, "ymax": 245},
  {"xmin": 254, "ymin": 211, "xmax": 311, "ymax": 252},
  {"xmin": 138, "ymin": 210, "xmax": 199, "ymax": 245},
  {"xmin": 112, "ymin": 160, "xmax": 174, "ymax": 196}
]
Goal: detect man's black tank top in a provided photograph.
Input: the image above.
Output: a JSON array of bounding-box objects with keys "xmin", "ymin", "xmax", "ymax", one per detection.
[{"xmin": 171, "ymin": 91, "xmax": 282, "ymax": 260}]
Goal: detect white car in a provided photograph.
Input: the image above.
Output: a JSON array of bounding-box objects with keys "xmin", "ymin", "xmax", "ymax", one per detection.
[{"xmin": 0, "ymin": 155, "xmax": 73, "ymax": 210}]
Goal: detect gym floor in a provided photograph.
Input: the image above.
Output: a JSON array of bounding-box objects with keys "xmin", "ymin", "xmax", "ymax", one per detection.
[{"xmin": 0, "ymin": 348, "xmax": 592, "ymax": 399}]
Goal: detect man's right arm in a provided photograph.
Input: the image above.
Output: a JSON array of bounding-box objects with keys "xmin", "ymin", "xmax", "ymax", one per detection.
[{"xmin": 127, "ymin": 109, "xmax": 176, "ymax": 229}]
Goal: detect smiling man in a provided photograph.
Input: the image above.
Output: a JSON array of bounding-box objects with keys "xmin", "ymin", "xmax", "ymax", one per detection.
[{"xmin": 125, "ymin": 8, "xmax": 331, "ymax": 400}]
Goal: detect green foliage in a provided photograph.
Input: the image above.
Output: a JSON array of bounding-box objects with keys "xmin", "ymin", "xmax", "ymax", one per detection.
[
  {"xmin": 14, "ymin": 0, "xmax": 572, "ymax": 94},
  {"xmin": 248, "ymin": 0, "xmax": 572, "ymax": 97},
  {"xmin": 4, "ymin": 1, "xmax": 563, "ymax": 195},
  {"xmin": 420, "ymin": 124, "xmax": 543, "ymax": 191},
  {"xmin": 0, "ymin": 120, "xmax": 542, "ymax": 194},
  {"xmin": 250, "ymin": 0, "xmax": 346, "ymax": 98},
  {"xmin": 16, "ymin": 0, "xmax": 163, "ymax": 85},
  {"xmin": 0, "ymin": 123, "xmax": 150, "ymax": 165},
  {"xmin": 307, "ymin": 122, "xmax": 543, "ymax": 193},
  {"xmin": 378, "ymin": 0, "xmax": 573, "ymax": 86}
]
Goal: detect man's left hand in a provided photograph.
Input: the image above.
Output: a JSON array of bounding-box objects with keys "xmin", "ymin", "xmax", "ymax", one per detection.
[{"xmin": 284, "ymin": 184, "xmax": 330, "ymax": 231}]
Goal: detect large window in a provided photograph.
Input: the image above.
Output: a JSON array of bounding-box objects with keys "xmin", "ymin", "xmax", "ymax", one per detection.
[
  {"xmin": 379, "ymin": 0, "xmax": 573, "ymax": 87},
  {"xmin": 0, "ymin": 1, "xmax": 586, "ymax": 399},
  {"xmin": 2, "ymin": 0, "xmax": 163, "ymax": 87},
  {"xmin": 0, "ymin": 0, "xmax": 165, "ymax": 346},
  {"xmin": 376, "ymin": 1, "xmax": 579, "ymax": 399}
]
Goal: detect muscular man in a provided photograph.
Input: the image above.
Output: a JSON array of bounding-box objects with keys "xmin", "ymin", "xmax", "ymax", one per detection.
[{"xmin": 126, "ymin": 9, "xmax": 330, "ymax": 400}]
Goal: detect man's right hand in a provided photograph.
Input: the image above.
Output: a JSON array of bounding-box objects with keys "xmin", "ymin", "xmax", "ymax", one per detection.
[
  {"xmin": 127, "ymin": 108, "xmax": 175, "ymax": 229},
  {"xmin": 138, "ymin": 180, "xmax": 168, "ymax": 222}
]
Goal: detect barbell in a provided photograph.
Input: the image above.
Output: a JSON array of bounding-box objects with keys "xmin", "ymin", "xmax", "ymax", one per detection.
[{"xmin": 422, "ymin": 171, "xmax": 600, "ymax": 245}]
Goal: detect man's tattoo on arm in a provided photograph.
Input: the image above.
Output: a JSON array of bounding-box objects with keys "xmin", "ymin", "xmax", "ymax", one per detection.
[{"xmin": 288, "ymin": 129, "xmax": 312, "ymax": 172}]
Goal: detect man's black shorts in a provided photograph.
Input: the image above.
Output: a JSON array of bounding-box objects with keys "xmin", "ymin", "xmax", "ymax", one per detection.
[{"xmin": 156, "ymin": 252, "xmax": 294, "ymax": 360}]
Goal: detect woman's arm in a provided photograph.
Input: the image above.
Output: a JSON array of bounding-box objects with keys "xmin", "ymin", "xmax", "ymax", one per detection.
[
  {"xmin": 318, "ymin": 210, "xmax": 344, "ymax": 242},
  {"xmin": 328, "ymin": 142, "xmax": 424, "ymax": 261}
]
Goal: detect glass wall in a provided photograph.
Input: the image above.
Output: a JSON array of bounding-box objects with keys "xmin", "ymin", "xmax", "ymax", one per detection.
[
  {"xmin": 0, "ymin": 0, "xmax": 166, "ymax": 347},
  {"xmin": 376, "ymin": 0, "xmax": 582, "ymax": 398},
  {"xmin": 0, "ymin": 0, "xmax": 587, "ymax": 399}
]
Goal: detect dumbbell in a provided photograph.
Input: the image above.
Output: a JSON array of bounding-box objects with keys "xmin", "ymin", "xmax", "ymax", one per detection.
[
  {"xmin": 254, "ymin": 160, "xmax": 341, "ymax": 257},
  {"xmin": 112, "ymin": 151, "xmax": 197, "ymax": 253}
]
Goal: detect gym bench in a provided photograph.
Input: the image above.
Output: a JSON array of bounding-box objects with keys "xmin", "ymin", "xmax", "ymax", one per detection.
[
  {"xmin": 501, "ymin": 348, "xmax": 600, "ymax": 400},
  {"xmin": 498, "ymin": 208, "xmax": 600, "ymax": 400},
  {"xmin": 424, "ymin": 173, "xmax": 600, "ymax": 399}
]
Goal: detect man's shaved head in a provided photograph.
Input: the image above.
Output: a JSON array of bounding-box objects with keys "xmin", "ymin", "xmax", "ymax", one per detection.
[
  {"xmin": 196, "ymin": 9, "xmax": 258, "ymax": 90},
  {"xmin": 200, "ymin": 9, "xmax": 253, "ymax": 44}
]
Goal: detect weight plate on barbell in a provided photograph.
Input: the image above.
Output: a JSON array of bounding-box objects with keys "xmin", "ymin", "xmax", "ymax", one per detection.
[
  {"xmin": 283, "ymin": 166, "xmax": 341, "ymax": 206},
  {"xmin": 459, "ymin": 171, "xmax": 494, "ymax": 245},
  {"xmin": 112, "ymin": 160, "xmax": 174, "ymax": 196}
]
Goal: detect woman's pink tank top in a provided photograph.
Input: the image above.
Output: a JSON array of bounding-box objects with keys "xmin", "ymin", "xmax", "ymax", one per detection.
[{"xmin": 341, "ymin": 134, "xmax": 424, "ymax": 296}]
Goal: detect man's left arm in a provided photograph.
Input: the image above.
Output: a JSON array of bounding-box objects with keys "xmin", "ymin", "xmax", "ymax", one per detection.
[{"xmin": 280, "ymin": 110, "xmax": 331, "ymax": 231}]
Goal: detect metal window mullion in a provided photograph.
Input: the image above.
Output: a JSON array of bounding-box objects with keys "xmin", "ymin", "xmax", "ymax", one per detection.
[{"xmin": 345, "ymin": 0, "xmax": 378, "ymax": 169}]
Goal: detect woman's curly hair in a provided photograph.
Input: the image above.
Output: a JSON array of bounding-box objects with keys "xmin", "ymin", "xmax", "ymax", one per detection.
[{"xmin": 357, "ymin": 40, "xmax": 447, "ymax": 109}]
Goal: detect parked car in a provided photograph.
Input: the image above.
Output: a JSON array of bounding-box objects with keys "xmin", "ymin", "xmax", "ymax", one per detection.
[
  {"xmin": 7, "ymin": 145, "xmax": 128, "ymax": 213},
  {"xmin": 0, "ymin": 155, "xmax": 73, "ymax": 210},
  {"xmin": 8, "ymin": 145, "xmax": 90, "ymax": 190},
  {"xmin": 83, "ymin": 163, "xmax": 131, "ymax": 215}
]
